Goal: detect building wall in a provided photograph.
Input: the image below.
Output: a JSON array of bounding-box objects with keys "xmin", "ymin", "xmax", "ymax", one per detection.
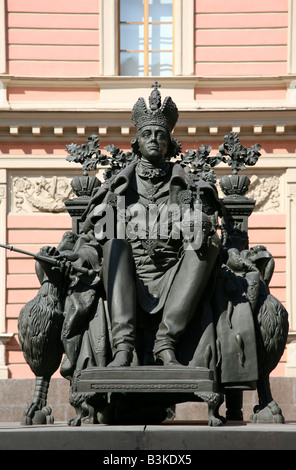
[
  {"xmin": 0, "ymin": 0, "xmax": 296, "ymax": 380},
  {"xmin": 194, "ymin": 0, "xmax": 289, "ymax": 76},
  {"xmin": 6, "ymin": 0, "xmax": 100, "ymax": 77}
]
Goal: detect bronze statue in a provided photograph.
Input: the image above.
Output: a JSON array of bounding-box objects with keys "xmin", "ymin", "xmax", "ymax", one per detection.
[{"xmin": 16, "ymin": 84, "xmax": 289, "ymax": 426}]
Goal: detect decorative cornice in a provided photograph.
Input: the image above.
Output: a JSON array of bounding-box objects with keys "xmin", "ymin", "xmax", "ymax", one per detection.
[
  {"xmin": 0, "ymin": 75, "xmax": 296, "ymax": 143},
  {"xmin": 2, "ymin": 74, "xmax": 296, "ymax": 85},
  {"xmin": 0, "ymin": 107, "xmax": 296, "ymax": 143}
]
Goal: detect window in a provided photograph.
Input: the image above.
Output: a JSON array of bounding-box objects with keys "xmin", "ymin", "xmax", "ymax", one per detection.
[{"xmin": 119, "ymin": 0, "xmax": 174, "ymax": 76}]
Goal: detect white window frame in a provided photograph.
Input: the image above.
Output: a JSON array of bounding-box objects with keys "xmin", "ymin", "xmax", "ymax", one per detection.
[{"xmin": 99, "ymin": 0, "xmax": 194, "ymax": 76}]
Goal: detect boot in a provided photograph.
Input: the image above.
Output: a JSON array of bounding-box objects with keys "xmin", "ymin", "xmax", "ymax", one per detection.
[{"xmin": 155, "ymin": 348, "xmax": 183, "ymax": 367}]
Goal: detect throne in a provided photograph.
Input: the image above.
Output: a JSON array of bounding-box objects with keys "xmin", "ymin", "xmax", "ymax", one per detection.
[{"xmin": 17, "ymin": 92, "xmax": 289, "ymax": 427}]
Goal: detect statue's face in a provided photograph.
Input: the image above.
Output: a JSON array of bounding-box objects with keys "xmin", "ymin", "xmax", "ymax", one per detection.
[{"xmin": 138, "ymin": 125, "xmax": 169, "ymax": 164}]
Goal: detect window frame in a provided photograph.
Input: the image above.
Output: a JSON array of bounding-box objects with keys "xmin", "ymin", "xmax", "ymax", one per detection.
[
  {"xmin": 99, "ymin": 0, "xmax": 194, "ymax": 77},
  {"xmin": 118, "ymin": 0, "xmax": 175, "ymax": 77}
]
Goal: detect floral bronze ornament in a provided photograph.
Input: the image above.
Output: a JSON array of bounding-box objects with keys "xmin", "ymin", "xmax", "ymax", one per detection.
[
  {"xmin": 217, "ymin": 131, "xmax": 261, "ymax": 175},
  {"xmin": 181, "ymin": 144, "xmax": 223, "ymax": 184},
  {"xmin": 66, "ymin": 135, "xmax": 136, "ymax": 189},
  {"xmin": 217, "ymin": 132, "xmax": 261, "ymax": 196}
]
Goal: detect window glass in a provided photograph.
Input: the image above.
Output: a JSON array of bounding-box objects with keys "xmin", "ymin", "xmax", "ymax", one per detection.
[
  {"xmin": 120, "ymin": 52, "xmax": 145, "ymax": 76},
  {"xmin": 149, "ymin": 23, "xmax": 173, "ymax": 50},
  {"xmin": 120, "ymin": 24, "xmax": 145, "ymax": 51},
  {"xmin": 149, "ymin": 0, "xmax": 172, "ymax": 22},
  {"xmin": 120, "ymin": 0, "xmax": 144, "ymax": 22},
  {"xmin": 149, "ymin": 51, "xmax": 173, "ymax": 76}
]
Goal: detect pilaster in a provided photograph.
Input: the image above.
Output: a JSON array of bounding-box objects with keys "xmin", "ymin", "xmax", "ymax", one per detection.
[
  {"xmin": 285, "ymin": 168, "xmax": 296, "ymax": 375},
  {"xmin": 100, "ymin": 0, "xmax": 119, "ymax": 76},
  {"xmin": 0, "ymin": 170, "xmax": 12, "ymax": 378}
]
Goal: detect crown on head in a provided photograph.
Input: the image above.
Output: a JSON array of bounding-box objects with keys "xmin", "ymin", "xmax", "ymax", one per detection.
[{"xmin": 131, "ymin": 82, "xmax": 179, "ymax": 134}]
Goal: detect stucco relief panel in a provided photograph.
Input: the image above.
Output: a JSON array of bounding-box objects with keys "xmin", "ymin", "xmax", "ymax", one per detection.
[
  {"xmin": 9, "ymin": 173, "xmax": 76, "ymax": 214},
  {"xmin": 247, "ymin": 175, "xmax": 281, "ymax": 213}
]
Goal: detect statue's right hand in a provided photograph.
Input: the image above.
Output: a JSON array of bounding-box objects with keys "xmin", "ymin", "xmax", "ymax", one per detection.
[{"xmin": 35, "ymin": 246, "xmax": 61, "ymax": 282}]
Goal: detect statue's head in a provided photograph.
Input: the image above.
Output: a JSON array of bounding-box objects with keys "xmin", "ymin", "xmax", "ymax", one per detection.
[{"xmin": 131, "ymin": 83, "xmax": 180, "ymax": 164}]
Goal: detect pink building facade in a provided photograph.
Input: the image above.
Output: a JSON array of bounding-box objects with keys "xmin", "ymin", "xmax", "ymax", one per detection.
[{"xmin": 0, "ymin": 0, "xmax": 295, "ymax": 380}]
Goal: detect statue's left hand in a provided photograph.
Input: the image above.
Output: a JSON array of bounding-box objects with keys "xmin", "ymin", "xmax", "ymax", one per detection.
[{"xmin": 55, "ymin": 250, "xmax": 79, "ymax": 262}]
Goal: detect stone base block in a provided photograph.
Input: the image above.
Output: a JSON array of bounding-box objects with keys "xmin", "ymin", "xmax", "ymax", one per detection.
[
  {"xmin": 1, "ymin": 376, "xmax": 296, "ymax": 425},
  {"xmin": 1, "ymin": 422, "xmax": 296, "ymax": 450}
]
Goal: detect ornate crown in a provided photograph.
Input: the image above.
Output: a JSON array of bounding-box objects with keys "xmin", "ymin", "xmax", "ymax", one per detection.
[{"xmin": 131, "ymin": 82, "xmax": 179, "ymax": 133}]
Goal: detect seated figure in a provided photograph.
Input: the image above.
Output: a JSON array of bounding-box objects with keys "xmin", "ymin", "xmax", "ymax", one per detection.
[
  {"xmin": 18, "ymin": 85, "xmax": 289, "ymax": 426},
  {"xmin": 57, "ymin": 85, "xmax": 222, "ymax": 374}
]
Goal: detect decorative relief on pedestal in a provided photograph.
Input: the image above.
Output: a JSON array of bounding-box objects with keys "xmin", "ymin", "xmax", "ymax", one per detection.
[{"xmin": 11, "ymin": 175, "xmax": 75, "ymax": 213}]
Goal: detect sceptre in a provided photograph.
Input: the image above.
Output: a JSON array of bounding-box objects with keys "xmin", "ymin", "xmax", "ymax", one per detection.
[{"xmin": 0, "ymin": 243, "xmax": 94, "ymax": 276}]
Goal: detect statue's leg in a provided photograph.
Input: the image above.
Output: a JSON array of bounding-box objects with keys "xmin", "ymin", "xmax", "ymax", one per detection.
[
  {"xmin": 21, "ymin": 376, "xmax": 54, "ymax": 425},
  {"xmin": 102, "ymin": 239, "xmax": 137, "ymax": 366},
  {"xmin": 154, "ymin": 239, "xmax": 219, "ymax": 365},
  {"xmin": 194, "ymin": 391, "xmax": 225, "ymax": 426},
  {"xmin": 18, "ymin": 279, "xmax": 64, "ymax": 425}
]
